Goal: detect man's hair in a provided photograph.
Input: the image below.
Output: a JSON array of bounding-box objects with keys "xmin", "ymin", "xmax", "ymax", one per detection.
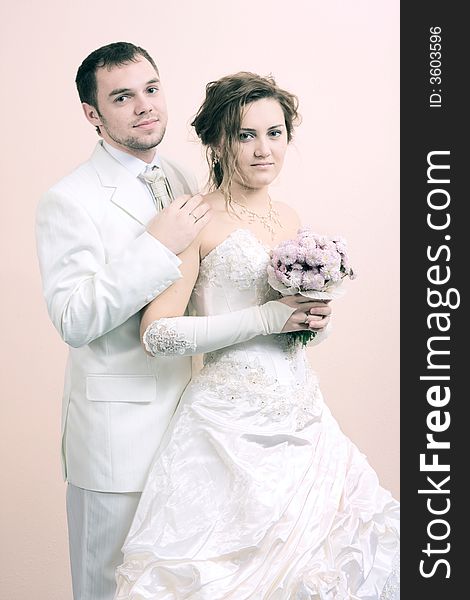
[{"xmin": 75, "ymin": 41, "xmax": 158, "ymax": 109}]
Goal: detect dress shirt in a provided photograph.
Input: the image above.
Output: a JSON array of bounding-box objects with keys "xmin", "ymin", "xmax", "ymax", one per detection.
[{"xmin": 102, "ymin": 141, "xmax": 164, "ymax": 214}]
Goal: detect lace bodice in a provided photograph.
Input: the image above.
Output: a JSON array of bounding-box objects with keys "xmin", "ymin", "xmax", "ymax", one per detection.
[
  {"xmin": 189, "ymin": 229, "xmax": 322, "ymax": 431},
  {"xmin": 191, "ymin": 228, "xmax": 278, "ymax": 315}
]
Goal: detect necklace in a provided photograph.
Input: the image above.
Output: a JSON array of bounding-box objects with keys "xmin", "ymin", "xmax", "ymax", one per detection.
[{"xmin": 229, "ymin": 194, "xmax": 282, "ymax": 237}]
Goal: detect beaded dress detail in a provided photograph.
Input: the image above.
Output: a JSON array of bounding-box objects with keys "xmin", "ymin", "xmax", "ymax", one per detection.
[{"xmin": 115, "ymin": 229, "xmax": 400, "ymax": 599}]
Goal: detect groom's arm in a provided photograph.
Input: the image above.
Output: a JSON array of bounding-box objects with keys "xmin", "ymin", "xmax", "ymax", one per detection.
[{"xmin": 36, "ymin": 187, "xmax": 210, "ymax": 348}]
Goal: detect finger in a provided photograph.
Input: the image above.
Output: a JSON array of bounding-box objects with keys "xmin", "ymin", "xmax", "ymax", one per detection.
[
  {"xmin": 309, "ymin": 305, "xmax": 331, "ymax": 316},
  {"xmin": 172, "ymin": 194, "xmax": 193, "ymax": 209},
  {"xmin": 180, "ymin": 193, "xmax": 204, "ymax": 212},
  {"xmin": 290, "ymin": 294, "xmax": 314, "ymax": 304},
  {"xmin": 293, "ymin": 300, "xmax": 330, "ymax": 313},
  {"xmin": 307, "ymin": 316, "xmax": 330, "ymax": 329},
  {"xmin": 189, "ymin": 203, "xmax": 211, "ymax": 221},
  {"xmin": 291, "ymin": 296, "xmax": 333, "ymax": 308},
  {"xmin": 193, "ymin": 210, "xmax": 213, "ymax": 232},
  {"xmin": 307, "ymin": 314, "xmax": 323, "ymax": 322},
  {"xmin": 292, "ymin": 295, "xmax": 331, "ymax": 304},
  {"xmin": 293, "ymin": 312, "xmax": 311, "ymax": 327}
]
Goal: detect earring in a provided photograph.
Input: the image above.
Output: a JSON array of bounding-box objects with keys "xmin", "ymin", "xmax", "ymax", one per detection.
[{"xmin": 212, "ymin": 154, "xmax": 219, "ymax": 166}]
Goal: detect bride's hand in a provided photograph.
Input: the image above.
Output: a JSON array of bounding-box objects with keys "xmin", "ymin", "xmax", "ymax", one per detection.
[{"xmin": 278, "ymin": 295, "xmax": 331, "ymax": 333}]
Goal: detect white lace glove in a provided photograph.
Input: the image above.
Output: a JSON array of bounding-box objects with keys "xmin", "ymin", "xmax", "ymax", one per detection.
[{"xmin": 142, "ymin": 301, "xmax": 296, "ymax": 357}]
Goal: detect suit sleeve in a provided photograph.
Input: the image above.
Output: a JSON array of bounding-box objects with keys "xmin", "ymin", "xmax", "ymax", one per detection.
[
  {"xmin": 36, "ymin": 190, "xmax": 182, "ymax": 348},
  {"xmin": 163, "ymin": 157, "xmax": 200, "ymax": 197}
]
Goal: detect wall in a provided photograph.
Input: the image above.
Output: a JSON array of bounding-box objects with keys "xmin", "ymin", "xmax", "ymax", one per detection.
[{"xmin": 0, "ymin": 1, "xmax": 399, "ymax": 597}]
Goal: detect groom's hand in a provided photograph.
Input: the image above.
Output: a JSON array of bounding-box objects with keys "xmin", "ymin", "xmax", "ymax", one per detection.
[
  {"xmin": 147, "ymin": 194, "xmax": 212, "ymax": 255},
  {"xmin": 278, "ymin": 295, "xmax": 331, "ymax": 333}
]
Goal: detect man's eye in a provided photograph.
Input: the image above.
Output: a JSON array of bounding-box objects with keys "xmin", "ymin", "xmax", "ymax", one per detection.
[
  {"xmin": 148, "ymin": 87, "xmax": 159, "ymax": 94},
  {"xmin": 115, "ymin": 96, "xmax": 128, "ymax": 103}
]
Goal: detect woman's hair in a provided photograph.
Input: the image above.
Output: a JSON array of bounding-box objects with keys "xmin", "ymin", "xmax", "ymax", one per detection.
[{"xmin": 191, "ymin": 72, "xmax": 300, "ymax": 199}]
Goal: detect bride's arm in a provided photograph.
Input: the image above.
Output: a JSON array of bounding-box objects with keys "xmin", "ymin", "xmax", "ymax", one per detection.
[
  {"xmin": 139, "ymin": 239, "xmax": 322, "ymax": 358},
  {"xmin": 140, "ymin": 239, "xmax": 202, "ymax": 327}
]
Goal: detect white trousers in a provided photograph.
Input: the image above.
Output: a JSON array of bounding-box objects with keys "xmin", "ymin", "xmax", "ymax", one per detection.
[{"xmin": 66, "ymin": 484, "xmax": 141, "ymax": 600}]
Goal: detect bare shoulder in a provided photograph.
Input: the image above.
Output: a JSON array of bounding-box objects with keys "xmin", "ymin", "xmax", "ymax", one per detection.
[
  {"xmin": 273, "ymin": 200, "xmax": 301, "ymax": 229},
  {"xmin": 197, "ymin": 191, "xmax": 232, "ymax": 258},
  {"xmin": 199, "ymin": 191, "xmax": 231, "ymax": 233},
  {"xmin": 201, "ymin": 190, "xmax": 226, "ymax": 211}
]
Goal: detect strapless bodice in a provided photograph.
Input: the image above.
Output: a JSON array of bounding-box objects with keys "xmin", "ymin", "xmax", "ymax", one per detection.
[
  {"xmin": 189, "ymin": 229, "xmax": 321, "ymax": 431},
  {"xmin": 190, "ymin": 228, "xmax": 302, "ymax": 374},
  {"xmin": 191, "ymin": 228, "xmax": 276, "ymax": 315}
]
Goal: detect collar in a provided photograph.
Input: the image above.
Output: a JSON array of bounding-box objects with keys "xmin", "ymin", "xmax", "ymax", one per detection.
[{"xmin": 102, "ymin": 141, "xmax": 162, "ymax": 177}]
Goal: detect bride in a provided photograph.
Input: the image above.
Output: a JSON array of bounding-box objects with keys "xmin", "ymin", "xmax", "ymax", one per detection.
[{"xmin": 114, "ymin": 72, "xmax": 400, "ymax": 599}]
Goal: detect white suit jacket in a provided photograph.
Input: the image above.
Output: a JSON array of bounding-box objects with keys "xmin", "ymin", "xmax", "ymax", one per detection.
[{"xmin": 36, "ymin": 141, "xmax": 198, "ymax": 492}]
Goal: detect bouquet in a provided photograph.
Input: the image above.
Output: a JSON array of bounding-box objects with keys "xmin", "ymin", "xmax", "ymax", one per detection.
[{"xmin": 267, "ymin": 226, "xmax": 356, "ymax": 346}]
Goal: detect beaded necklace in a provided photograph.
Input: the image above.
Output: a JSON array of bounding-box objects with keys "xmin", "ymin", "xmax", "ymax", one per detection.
[{"xmin": 229, "ymin": 194, "xmax": 282, "ymax": 237}]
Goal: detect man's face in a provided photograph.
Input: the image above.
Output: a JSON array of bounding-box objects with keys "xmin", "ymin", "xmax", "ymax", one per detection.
[{"xmin": 83, "ymin": 56, "xmax": 168, "ymax": 161}]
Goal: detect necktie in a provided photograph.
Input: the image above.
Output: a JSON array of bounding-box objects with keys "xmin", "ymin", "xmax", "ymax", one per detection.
[{"xmin": 140, "ymin": 165, "xmax": 173, "ymax": 210}]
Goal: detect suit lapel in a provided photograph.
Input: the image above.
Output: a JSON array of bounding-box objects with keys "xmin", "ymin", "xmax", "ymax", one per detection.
[
  {"xmin": 160, "ymin": 156, "xmax": 192, "ymax": 198},
  {"xmin": 90, "ymin": 142, "xmax": 151, "ymax": 226}
]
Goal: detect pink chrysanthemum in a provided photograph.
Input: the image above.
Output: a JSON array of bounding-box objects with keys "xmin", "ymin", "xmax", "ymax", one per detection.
[
  {"xmin": 277, "ymin": 243, "xmax": 300, "ymax": 266},
  {"xmin": 301, "ymin": 271, "xmax": 324, "ymax": 290},
  {"xmin": 268, "ymin": 226, "xmax": 354, "ymax": 295},
  {"xmin": 287, "ymin": 269, "xmax": 304, "ymax": 288},
  {"xmin": 267, "ymin": 226, "xmax": 355, "ymax": 347}
]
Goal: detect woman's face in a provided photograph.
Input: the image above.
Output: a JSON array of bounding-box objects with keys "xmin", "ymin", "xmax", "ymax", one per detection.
[{"xmin": 233, "ymin": 97, "xmax": 288, "ymax": 190}]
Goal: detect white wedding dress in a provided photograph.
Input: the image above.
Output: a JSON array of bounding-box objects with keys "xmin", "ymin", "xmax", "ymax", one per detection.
[{"xmin": 114, "ymin": 229, "xmax": 400, "ymax": 599}]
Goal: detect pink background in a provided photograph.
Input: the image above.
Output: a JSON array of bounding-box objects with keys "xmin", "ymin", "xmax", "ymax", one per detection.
[{"xmin": 0, "ymin": 1, "xmax": 399, "ymax": 597}]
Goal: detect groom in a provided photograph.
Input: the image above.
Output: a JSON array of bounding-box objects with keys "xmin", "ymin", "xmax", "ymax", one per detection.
[{"xmin": 36, "ymin": 42, "xmax": 332, "ymax": 599}]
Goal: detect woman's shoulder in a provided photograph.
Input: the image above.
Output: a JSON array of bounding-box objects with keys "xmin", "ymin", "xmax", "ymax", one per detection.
[
  {"xmin": 202, "ymin": 190, "xmax": 226, "ymax": 211},
  {"xmin": 273, "ymin": 200, "xmax": 301, "ymax": 229},
  {"xmin": 196, "ymin": 192, "xmax": 233, "ymax": 258}
]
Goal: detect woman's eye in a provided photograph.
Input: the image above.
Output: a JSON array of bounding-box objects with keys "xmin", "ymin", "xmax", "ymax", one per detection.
[
  {"xmin": 269, "ymin": 130, "xmax": 282, "ymax": 137},
  {"xmin": 239, "ymin": 132, "xmax": 253, "ymax": 141},
  {"xmin": 147, "ymin": 87, "xmax": 159, "ymax": 94}
]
